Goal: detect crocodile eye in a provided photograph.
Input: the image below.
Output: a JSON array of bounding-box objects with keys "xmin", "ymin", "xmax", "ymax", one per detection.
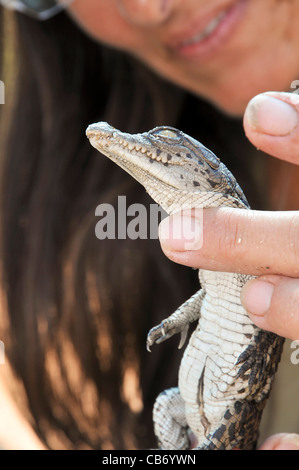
[
  {"xmin": 153, "ymin": 128, "xmax": 180, "ymax": 140},
  {"xmin": 159, "ymin": 130, "xmax": 178, "ymax": 139}
]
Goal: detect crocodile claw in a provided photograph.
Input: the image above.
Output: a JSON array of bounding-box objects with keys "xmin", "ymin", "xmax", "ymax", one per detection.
[{"xmin": 146, "ymin": 320, "xmax": 189, "ymax": 352}]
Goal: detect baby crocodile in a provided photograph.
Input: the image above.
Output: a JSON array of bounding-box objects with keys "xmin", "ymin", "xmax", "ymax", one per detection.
[{"xmin": 86, "ymin": 122, "xmax": 284, "ymax": 450}]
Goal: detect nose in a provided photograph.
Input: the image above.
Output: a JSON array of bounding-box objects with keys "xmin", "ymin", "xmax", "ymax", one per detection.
[{"xmin": 116, "ymin": 0, "xmax": 174, "ymax": 26}]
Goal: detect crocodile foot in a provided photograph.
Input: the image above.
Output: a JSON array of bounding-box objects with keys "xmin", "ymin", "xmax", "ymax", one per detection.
[{"xmin": 146, "ymin": 318, "xmax": 189, "ymax": 351}]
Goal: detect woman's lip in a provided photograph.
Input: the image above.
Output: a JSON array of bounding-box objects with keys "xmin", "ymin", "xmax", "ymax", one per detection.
[{"xmin": 166, "ymin": 0, "xmax": 248, "ymax": 60}]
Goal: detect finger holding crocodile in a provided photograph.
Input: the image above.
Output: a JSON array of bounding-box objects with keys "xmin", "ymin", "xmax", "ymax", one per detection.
[
  {"xmin": 159, "ymin": 208, "xmax": 299, "ymax": 340},
  {"xmin": 159, "ymin": 207, "xmax": 299, "ymax": 278}
]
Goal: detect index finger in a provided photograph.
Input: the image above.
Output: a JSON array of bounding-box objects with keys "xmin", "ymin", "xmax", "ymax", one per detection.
[{"xmin": 159, "ymin": 207, "xmax": 299, "ymax": 277}]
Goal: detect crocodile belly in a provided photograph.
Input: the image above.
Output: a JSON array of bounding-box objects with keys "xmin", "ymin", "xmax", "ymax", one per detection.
[{"xmin": 178, "ymin": 289, "xmax": 256, "ymax": 440}]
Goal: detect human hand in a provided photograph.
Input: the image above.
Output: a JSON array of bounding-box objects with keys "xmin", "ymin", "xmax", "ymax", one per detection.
[{"xmin": 159, "ymin": 91, "xmax": 299, "ymax": 341}]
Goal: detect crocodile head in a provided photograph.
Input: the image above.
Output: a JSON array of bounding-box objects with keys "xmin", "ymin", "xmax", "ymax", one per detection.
[{"xmin": 86, "ymin": 122, "xmax": 249, "ymax": 214}]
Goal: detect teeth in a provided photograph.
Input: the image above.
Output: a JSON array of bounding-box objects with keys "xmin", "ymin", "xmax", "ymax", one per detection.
[
  {"xmin": 114, "ymin": 139, "xmax": 174, "ymax": 164},
  {"xmin": 181, "ymin": 11, "xmax": 225, "ymax": 46}
]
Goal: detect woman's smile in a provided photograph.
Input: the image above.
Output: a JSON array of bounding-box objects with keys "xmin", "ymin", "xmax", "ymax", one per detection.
[{"xmin": 163, "ymin": 0, "xmax": 248, "ymax": 62}]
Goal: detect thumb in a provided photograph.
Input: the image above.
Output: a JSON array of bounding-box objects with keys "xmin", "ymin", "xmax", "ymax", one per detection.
[
  {"xmin": 243, "ymin": 91, "xmax": 299, "ymax": 164},
  {"xmin": 241, "ymin": 274, "xmax": 299, "ymax": 340}
]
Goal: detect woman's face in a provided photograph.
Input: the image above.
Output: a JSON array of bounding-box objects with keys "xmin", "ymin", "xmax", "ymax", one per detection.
[{"xmin": 65, "ymin": 0, "xmax": 299, "ymax": 115}]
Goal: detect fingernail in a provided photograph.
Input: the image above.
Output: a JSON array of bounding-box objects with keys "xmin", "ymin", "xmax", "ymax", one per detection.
[
  {"xmin": 241, "ymin": 279, "xmax": 274, "ymax": 316},
  {"xmin": 159, "ymin": 211, "xmax": 203, "ymax": 251},
  {"xmin": 246, "ymin": 94, "xmax": 298, "ymax": 136}
]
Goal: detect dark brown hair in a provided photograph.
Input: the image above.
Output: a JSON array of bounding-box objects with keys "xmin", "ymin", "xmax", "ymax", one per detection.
[{"xmin": 0, "ymin": 8, "xmax": 261, "ymax": 449}]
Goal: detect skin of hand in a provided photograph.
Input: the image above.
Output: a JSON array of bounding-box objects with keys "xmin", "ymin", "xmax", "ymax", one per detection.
[{"xmin": 158, "ymin": 91, "xmax": 299, "ymax": 450}]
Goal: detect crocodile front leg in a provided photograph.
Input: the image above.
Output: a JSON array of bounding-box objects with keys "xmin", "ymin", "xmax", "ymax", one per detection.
[{"xmin": 147, "ymin": 289, "xmax": 205, "ymax": 351}]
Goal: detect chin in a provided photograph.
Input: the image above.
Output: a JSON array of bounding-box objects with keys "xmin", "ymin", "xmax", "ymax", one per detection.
[
  {"xmin": 193, "ymin": 89, "xmax": 250, "ymax": 118},
  {"xmin": 205, "ymin": 72, "xmax": 297, "ymax": 118},
  {"xmin": 210, "ymin": 98, "xmax": 248, "ymax": 118}
]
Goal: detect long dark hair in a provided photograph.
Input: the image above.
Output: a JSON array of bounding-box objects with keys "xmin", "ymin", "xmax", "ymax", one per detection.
[{"xmin": 0, "ymin": 9, "xmax": 261, "ymax": 449}]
